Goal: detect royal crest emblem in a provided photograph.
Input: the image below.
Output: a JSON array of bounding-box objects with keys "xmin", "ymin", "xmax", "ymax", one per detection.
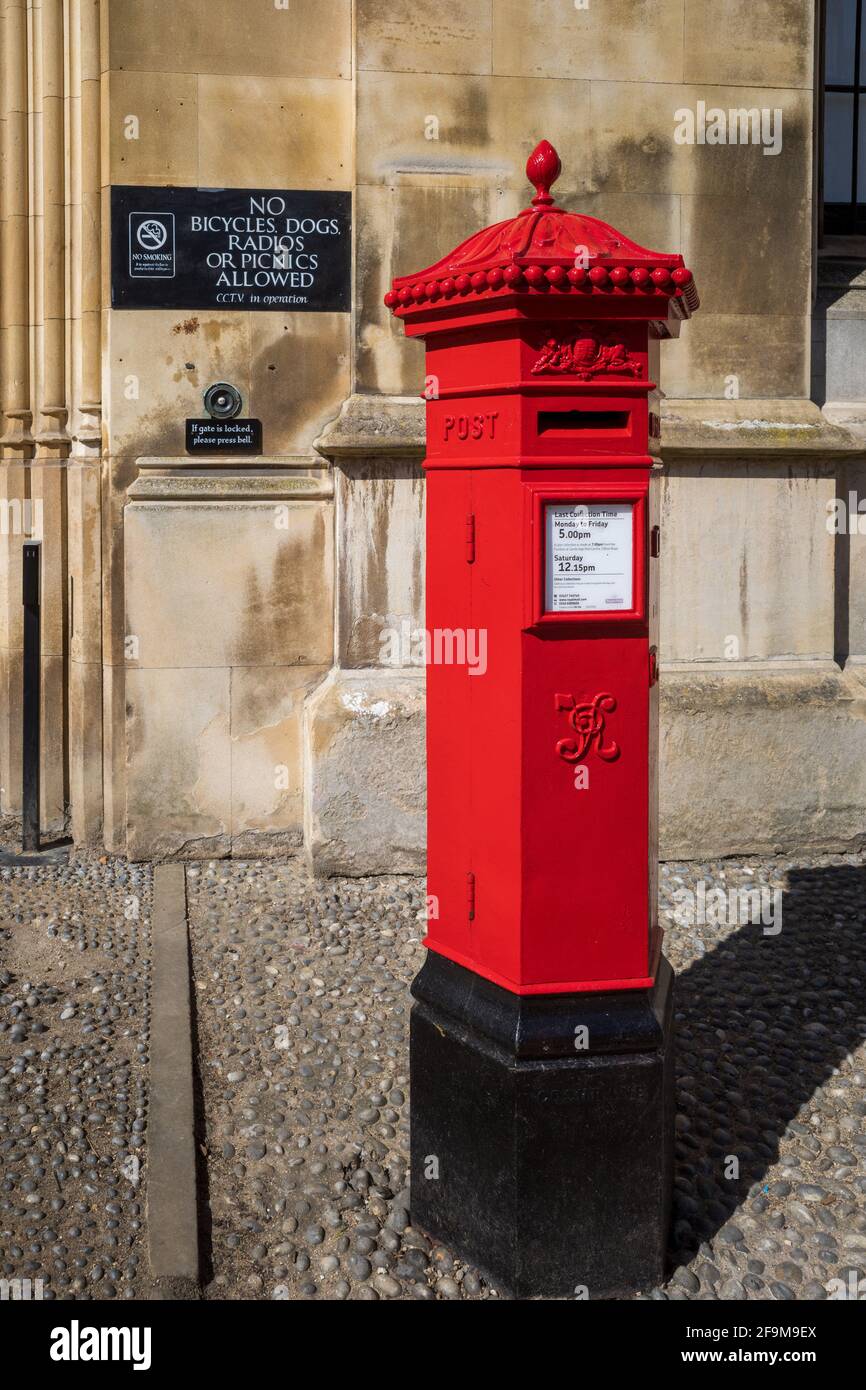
[{"xmin": 532, "ymin": 331, "xmax": 640, "ymax": 380}]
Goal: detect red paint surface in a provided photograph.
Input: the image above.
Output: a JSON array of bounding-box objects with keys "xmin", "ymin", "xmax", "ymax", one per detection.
[{"xmin": 393, "ymin": 142, "xmax": 697, "ymax": 995}]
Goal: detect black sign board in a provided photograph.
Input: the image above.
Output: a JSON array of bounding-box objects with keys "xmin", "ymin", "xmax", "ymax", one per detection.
[
  {"xmin": 111, "ymin": 186, "xmax": 351, "ymax": 312},
  {"xmin": 185, "ymin": 419, "xmax": 263, "ymax": 454}
]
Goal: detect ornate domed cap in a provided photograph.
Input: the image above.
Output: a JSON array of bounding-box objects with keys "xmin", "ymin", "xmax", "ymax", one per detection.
[{"xmin": 385, "ymin": 139, "xmax": 698, "ymax": 316}]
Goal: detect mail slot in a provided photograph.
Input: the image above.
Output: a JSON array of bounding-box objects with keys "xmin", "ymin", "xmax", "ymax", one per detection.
[{"xmin": 537, "ymin": 408, "xmax": 630, "ymax": 433}]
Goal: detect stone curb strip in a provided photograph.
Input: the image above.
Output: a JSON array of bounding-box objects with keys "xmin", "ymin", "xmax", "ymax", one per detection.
[{"xmin": 147, "ymin": 862, "xmax": 200, "ymax": 1297}]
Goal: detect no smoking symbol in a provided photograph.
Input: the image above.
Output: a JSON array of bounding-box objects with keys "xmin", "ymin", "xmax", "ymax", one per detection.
[{"xmin": 136, "ymin": 219, "xmax": 167, "ymax": 250}]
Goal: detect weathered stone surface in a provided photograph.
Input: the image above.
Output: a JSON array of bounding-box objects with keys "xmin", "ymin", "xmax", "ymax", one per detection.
[
  {"xmin": 127, "ymin": 467, "xmax": 331, "ymax": 503},
  {"xmin": 108, "ymin": 0, "xmax": 352, "ymax": 80},
  {"xmin": 105, "ymin": 311, "xmax": 253, "ymax": 463},
  {"xmin": 124, "ymin": 496, "xmax": 334, "ymax": 859},
  {"xmin": 126, "ymin": 666, "xmax": 232, "ymax": 861},
  {"xmin": 356, "ymin": 71, "xmax": 592, "ymax": 193},
  {"xmin": 198, "ymin": 76, "xmax": 353, "ymax": 190},
  {"xmin": 358, "ymin": 0, "xmax": 494, "ymax": 76},
  {"xmin": 250, "ymin": 312, "xmax": 351, "ymax": 457},
  {"xmin": 335, "ymin": 459, "xmax": 425, "ymax": 668},
  {"xmin": 492, "ymin": 0, "xmax": 684, "ymax": 83},
  {"xmin": 590, "ymin": 81, "xmax": 809, "ymax": 211},
  {"xmin": 661, "ymin": 397, "xmax": 861, "ymax": 459},
  {"xmin": 67, "ymin": 462, "xmax": 104, "ymax": 844},
  {"xmin": 230, "ymin": 664, "xmax": 329, "ymax": 850},
  {"xmin": 816, "ymin": 262, "xmax": 866, "ymax": 405},
  {"xmin": 148, "ymin": 863, "xmax": 198, "ymax": 1285},
  {"xmin": 304, "ymin": 669, "xmax": 426, "ymax": 875},
  {"xmin": 107, "ymin": 69, "xmax": 199, "ymax": 184},
  {"xmin": 315, "ymin": 392, "xmax": 425, "ymax": 458},
  {"xmin": 660, "ymin": 664, "xmax": 866, "ymax": 859},
  {"xmin": 683, "ymin": 0, "xmax": 814, "ymax": 88},
  {"xmin": 680, "ymin": 144, "xmax": 812, "ymax": 321},
  {"xmin": 124, "ymin": 499, "xmax": 333, "ymax": 669},
  {"xmin": 659, "ymin": 460, "xmax": 836, "ymax": 663},
  {"xmin": 662, "ymin": 312, "xmax": 811, "ymax": 400},
  {"xmin": 824, "ymin": 317, "xmax": 866, "ymax": 403}
]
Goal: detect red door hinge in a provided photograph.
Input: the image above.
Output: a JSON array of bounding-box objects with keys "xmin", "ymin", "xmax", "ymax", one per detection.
[
  {"xmin": 467, "ymin": 871, "xmax": 476, "ymax": 921},
  {"xmin": 466, "ymin": 513, "xmax": 476, "ymax": 564}
]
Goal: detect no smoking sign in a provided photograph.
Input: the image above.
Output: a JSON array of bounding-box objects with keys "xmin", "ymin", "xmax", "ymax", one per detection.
[{"xmin": 128, "ymin": 211, "xmax": 176, "ymax": 278}]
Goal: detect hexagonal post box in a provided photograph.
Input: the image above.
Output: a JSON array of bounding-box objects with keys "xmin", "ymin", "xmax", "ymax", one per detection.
[{"xmin": 386, "ymin": 140, "xmax": 698, "ymax": 1298}]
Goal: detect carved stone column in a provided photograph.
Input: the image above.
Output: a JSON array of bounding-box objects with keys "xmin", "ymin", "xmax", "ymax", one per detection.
[
  {"xmin": 0, "ymin": 0, "xmax": 33, "ymax": 817},
  {"xmin": 29, "ymin": 0, "xmax": 69, "ymax": 837},
  {"xmin": 66, "ymin": 0, "xmax": 104, "ymax": 842}
]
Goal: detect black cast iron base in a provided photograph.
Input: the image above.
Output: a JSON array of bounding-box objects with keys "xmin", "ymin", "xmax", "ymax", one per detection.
[{"xmin": 409, "ymin": 951, "xmax": 675, "ymax": 1299}]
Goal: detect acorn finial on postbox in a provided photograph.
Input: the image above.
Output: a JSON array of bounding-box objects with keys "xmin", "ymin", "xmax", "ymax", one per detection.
[
  {"xmin": 383, "ymin": 141, "xmax": 698, "ymax": 317},
  {"xmin": 526, "ymin": 139, "xmax": 562, "ymax": 206}
]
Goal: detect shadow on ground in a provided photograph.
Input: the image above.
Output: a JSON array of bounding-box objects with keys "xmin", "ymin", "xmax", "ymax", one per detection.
[{"xmin": 669, "ymin": 864, "xmax": 866, "ymax": 1263}]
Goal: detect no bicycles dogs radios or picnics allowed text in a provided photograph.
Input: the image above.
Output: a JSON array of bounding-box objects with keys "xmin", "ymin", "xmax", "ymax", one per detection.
[{"xmin": 111, "ymin": 186, "xmax": 351, "ymax": 312}]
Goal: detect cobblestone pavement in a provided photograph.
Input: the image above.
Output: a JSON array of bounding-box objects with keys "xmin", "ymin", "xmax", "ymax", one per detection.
[
  {"xmin": 0, "ymin": 845, "xmax": 153, "ymax": 1300},
  {"xmin": 2, "ymin": 844, "xmax": 865, "ymax": 1301},
  {"xmin": 660, "ymin": 854, "xmax": 866, "ymax": 1302},
  {"xmin": 187, "ymin": 861, "xmax": 438, "ymax": 1300},
  {"xmin": 189, "ymin": 852, "xmax": 866, "ymax": 1301}
]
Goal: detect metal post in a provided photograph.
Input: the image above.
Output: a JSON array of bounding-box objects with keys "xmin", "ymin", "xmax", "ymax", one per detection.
[{"xmin": 22, "ymin": 541, "xmax": 40, "ymax": 852}]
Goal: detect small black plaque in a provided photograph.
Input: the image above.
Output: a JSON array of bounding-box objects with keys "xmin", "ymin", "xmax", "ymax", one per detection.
[
  {"xmin": 185, "ymin": 419, "xmax": 263, "ymax": 454},
  {"xmin": 112, "ymin": 186, "xmax": 351, "ymax": 312}
]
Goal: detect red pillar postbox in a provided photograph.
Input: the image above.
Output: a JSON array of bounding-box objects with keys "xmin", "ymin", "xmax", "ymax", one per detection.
[{"xmin": 386, "ymin": 141, "xmax": 698, "ymax": 1298}]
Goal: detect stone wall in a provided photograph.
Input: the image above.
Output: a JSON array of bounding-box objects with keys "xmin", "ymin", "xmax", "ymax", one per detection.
[
  {"xmin": 3, "ymin": 1, "xmax": 865, "ymax": 868},
  {"xmin": 103, "ymin": 2, "xmax": 352, "ymax": 856}
]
